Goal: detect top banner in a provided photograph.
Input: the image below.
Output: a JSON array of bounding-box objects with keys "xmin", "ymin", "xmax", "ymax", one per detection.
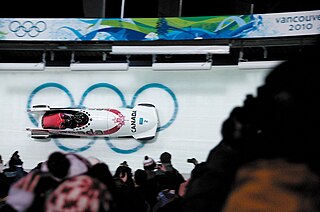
[{"xmin": 0, "ymin": 10, "xmax": 319, "ymax": 41}]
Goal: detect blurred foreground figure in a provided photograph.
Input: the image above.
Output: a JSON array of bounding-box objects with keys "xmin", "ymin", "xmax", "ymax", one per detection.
[
  {"xmin": 1, "ymin": 151, "xmax": 116, "ymax": 212},
  {"xmin": 45, "ymin": 175, "xmax": 113, "ymax": 212},
  {"xmin": 181, "ymin": 42, "xmax": 320, "ymax": 212}
]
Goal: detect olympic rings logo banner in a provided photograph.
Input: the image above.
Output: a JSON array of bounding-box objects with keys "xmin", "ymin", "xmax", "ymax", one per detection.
[
  {"xmin": 26, "ymin": 82, "xmax": 179, "ymax": 154},
  {"xmin": 8, "ymin": 20, "xmax": 47, "ymax": 37},
  {"xmin": 1, "ymin": 10, "xmax": 319, "ymax": 41}
]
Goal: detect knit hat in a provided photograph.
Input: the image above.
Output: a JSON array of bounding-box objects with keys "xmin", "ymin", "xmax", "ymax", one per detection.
[
  {"xmin": 160, "ymin": 152, "xmax": 171, "ymax": 163},
  {"xmin": 143, "ymin": 156, "xmax": 156, "ymax": 170},
  {"xmin": 45, "ymin": 175, "xmax": 113, "ymax": 212}
]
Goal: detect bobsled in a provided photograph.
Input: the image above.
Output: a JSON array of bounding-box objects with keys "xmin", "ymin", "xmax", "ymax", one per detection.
[{"xmin": 26, "ymin": 103, "xmax": 158, "ymax": 140}]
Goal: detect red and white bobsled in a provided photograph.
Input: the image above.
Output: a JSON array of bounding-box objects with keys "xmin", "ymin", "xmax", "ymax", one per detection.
[{"xmin": 26, "ymin": 103, "xmax": 159, "ymax": 140}]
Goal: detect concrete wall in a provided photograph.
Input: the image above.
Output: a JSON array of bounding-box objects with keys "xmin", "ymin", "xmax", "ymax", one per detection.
[{"xmin": 0, "ymin": 66, "xmax": 270, "ymax": 176}]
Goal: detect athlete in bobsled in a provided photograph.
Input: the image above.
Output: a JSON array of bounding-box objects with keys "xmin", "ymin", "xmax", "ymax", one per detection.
[{"xmin": 42, "ymin": 112, "xmax": 88, "ymax": 129}]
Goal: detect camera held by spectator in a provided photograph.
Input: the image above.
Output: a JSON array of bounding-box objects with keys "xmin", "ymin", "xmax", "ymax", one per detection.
[{"xmin": 187, "ymin": 158, "xmax": 198, "ymax": 166}]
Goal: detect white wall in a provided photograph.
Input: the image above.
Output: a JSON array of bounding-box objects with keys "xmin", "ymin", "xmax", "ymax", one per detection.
[{"xmin": 0, "ymin": 66, "xmax": 270, "ymax": 176}]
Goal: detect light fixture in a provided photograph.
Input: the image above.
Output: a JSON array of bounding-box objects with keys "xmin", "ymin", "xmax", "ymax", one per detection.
[
  {"xmin": 70, "ymin": 62, "xmax": 129, "ymax": 71},
  {"xmin": 111, "ymin": 45, "xmax": 230, "ymax": 55},
  {"xmin": 0, "ymin": 62, "xmax": 45, "ymax": 71},
  {"xmin": 120, "ymin": 0, "xmax": 125, "ymax": 18},
  {"xmin": 152, "ymin": 61, "xmax": 212, "ymax": 71},
  {"xmin": 238, "ymin": 60, "xmax": 285, "ymax": 70}
]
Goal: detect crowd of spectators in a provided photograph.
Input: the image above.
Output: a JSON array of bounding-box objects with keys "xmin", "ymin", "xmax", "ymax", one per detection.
[{"xmin": 0, "ymin": 151, "xmax": 187, "ymax": 212}]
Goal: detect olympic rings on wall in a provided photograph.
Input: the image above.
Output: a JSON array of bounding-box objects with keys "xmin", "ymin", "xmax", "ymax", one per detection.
[{"xmin": 27, "ymin": 82, "xmax": 178, "ymax": 154}]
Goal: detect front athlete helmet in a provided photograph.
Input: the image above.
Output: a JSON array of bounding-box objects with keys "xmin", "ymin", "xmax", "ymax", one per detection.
[{"xmin": 74, "ymin": 112, "xmax": 87, "ymax": 124}]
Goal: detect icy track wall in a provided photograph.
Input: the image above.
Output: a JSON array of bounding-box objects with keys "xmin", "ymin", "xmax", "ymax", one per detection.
[{"xmin": 0, "ymin": 66, "xmax": 270, "ymax": 175}]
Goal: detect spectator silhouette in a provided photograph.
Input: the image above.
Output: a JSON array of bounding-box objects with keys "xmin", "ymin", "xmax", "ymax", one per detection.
[
  {"xmin": 143, "ymin": 155, "xmax": 157, "ymax": 180},
  {"xmin": 113, "ymin": 161, "xmax": 146, "ymax": 212},
  {"xmin": 87, "ymin": 156, "xmax": 117, "ymax": 200},
  {"xmin": 0, "ymin": 154, "xmax": 9, "ymax": 209},
  {"xmin": 1, "ymin": 152, "xmax": 122, "ymax": 212},
  {"xmin": 0, "ymin": 155, "xmax": 3, "ymax": 173},
  {"xmin": 133, "ymin": 169, "xmax": 152, "ymax": 212},
  {"xmin": 152, "ymin": 152, "xmax": 185, "ymax": 212},
  {"xmin": 44, "ymin": 151, "xmax": 91, "ymax": 180},
  {"xmin": 3, "ymin": 168, "xmax": 60, "ymax": 212},
  {"xmin": 45, "ymin": 175, "xmax": 114, "ymax": 212},
  {"xmin": 181, "ymin": 42, "xmax": 320, "ymax": 212},
  {"xmin": 142, "ymin": 156, "xmax": 159, "ymax": 209},
  {"xmin": 1, "ymin": 151, "xmax": 94, "ymax": 212},
  {"xmin": 221, "ymin": 42, "xmax": 320, "ymax": 211},
  {"xmin": 156, "ymin": 152, "xmax": 185, "ymax": 192},
  {"xmin": 2, "ymin": 151, "xmax": 27, "ymax": 187},
  {"xmin": 0, "ymin": 174, "xmax": 8, "ymax": 209}
]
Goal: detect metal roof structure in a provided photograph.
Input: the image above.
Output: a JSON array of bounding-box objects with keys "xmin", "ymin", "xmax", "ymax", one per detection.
[{"xmin": 0, "ymin": 35, "xmax": 318, "ymax": 67}]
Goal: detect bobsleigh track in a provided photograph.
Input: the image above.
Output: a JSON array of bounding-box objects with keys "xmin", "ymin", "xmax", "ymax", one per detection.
[{"xmin": 0, "ymin": 66, "xmax": 269, "ymax": 175}]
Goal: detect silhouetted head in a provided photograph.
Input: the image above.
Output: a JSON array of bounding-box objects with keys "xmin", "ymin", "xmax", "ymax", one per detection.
[
  {"xmin": 160, "ymin": 152, "xmax": 172, "ymax": 164},
  {"xmin": 134, "ymin": 169, "xmax": 147, "ymax": 186},
  {"xmin": 227, "ymin": 44, "xmax": 320, "ymax": 167},
  {"xmin": 47, "ymin": 152, "xmax": 70, "ymax": 179}
]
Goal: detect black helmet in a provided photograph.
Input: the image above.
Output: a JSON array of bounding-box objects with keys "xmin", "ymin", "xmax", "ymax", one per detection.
[{"xmin": 74, "ymin": 112, "xmax": 88, "ymax": 124}]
